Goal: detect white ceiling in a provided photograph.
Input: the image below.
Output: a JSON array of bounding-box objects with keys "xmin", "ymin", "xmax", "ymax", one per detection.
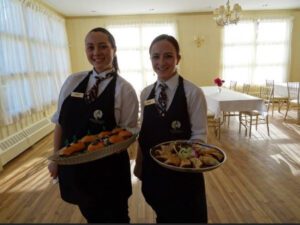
[{"xmin": 41, "ymin": 0, "xmax": 300, "ymax": 17}]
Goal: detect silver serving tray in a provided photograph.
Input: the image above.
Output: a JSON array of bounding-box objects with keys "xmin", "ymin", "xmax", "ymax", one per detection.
[{"xmin": 150, "ymin": 140, "xmax": 226, "ymax": 173}]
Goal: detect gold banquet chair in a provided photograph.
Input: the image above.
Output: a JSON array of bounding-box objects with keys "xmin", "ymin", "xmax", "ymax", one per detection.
[
  {"xmin": 239, "ymin": 86, "xmax": 273, "ymax": 138},
  {"xmin": 229, "ymin": 80, "xmax": 237, "ymax": 91},
  {"xmin": 207, "ymin": 110, "xmax": 221, "ymax": 140},
  {"xmin": 284, "ymin": 82, "xmax": 300, "ymax": 121},
  {"xmin": 242, "ymin": 83, "xmax": 251, "ymax": 94},
  {"xmin": 265, "ymin": 80, "xmax": 288, "ymax": 116},
  {"xmin": 248, "ymin": 84, "xmax": 261, "ymax": 97}
]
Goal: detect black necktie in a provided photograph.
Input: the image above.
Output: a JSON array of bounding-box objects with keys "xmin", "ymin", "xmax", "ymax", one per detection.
[
  {"xmin": 157, "ymin": 83, "xmax": 168, "ymax": 117},
  {"xmin": 84, "ymin": 73, "xmax": 113, "ymax": 104}
]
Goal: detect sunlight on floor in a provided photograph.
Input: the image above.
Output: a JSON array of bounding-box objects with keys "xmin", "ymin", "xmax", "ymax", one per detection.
[
  {"xmin": 130, "ymin": 159, "xmax": 139, "ymax": 184},
  {"xmin": 283, "ymin": 122, "xmax": 300, "ymax": 135},
  {"xmin": 270, "ymin": 143, "xmax": 300, "ymax": 176}
]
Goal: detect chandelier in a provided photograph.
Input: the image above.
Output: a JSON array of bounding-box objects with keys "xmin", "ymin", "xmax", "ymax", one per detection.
[{"xmin": 213, "ymin": 0, "xmax": 242, "ymax": 26}]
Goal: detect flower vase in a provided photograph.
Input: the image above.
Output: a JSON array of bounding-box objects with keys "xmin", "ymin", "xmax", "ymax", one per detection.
[{"xmin": 218, "ymin": 87, "xmax": 222, "ymax": 93}]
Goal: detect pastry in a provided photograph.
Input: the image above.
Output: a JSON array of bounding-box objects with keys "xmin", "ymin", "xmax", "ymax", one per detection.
[
  {"xmin": 98, "ymin": 131, "xmax": 112, "ymax": 139},
  {"xmin": 111, "ymin": 127, "xmax": 125, "ymax": 134},
  {"xmin": 118, "ymin": 130, "xmax": 133, "ymax": 139},
  {"xmin": 200, "ymin": 155, "xmax": 219, "ymax": 166},
  {"xmin": 87, "ymin": 141, "xmax": 105, "ymax": 152},
  {"xmin": 209, "ymin": 151, "xmax": 224, "ymax": 161},
  {"xmin": 59, "ymin": 141, "xmax": 86, "ymax": 156},
  {"xmin": 179, "ymin": 158, "xmax": 192, "ymax": 168},
  {"xmin": 164, "ymin": 155, "xmax": 181, "ymax": 166},
  {"xmin": 190, "ymin": 158, "xmax": 203, "ymax": 168},
  {"xmin": 155, "ymin": 154, "xmax": 169, "ymax": 162},
  {"xmin": 109, "ymin": 134, "xmax": 124, "ymax": 144},
  {"xmin": 79, "ymin": 134, "xmax": 98, "ymax": 144}
]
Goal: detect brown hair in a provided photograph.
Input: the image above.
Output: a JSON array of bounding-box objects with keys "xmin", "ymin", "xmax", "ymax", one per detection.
[
  {"xmin": 149, "ymin": 34, "xmax": 180, "ymax": 58},
  {"xmin": 87, "ymin": 27, "xmax": 119, "ymax": 72}
]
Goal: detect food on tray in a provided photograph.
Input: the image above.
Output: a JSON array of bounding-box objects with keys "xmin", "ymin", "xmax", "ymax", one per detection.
[
  {"xmin": 98, "ymin": 131, "xmax": 112, "ymax": 138},
  {"xmin": 152, "ymin": 141, "xmax": 225, "ymax": 170},
  {"xmin": 109, "ymin": 135, "xmax": 125, "ymax": 144},
  {"xmin": 79, "ymin": 134, "xmax": 98, "ymax": 144},
  {"xmin": 164, "ymin": 155, "xmax": 181, "ymax": 166},
  {"xmin": 118, "ymin": 130, "xmax": 133, "ymax": 138},
  {"xmin": 190, "ymin": 158, "xmax": 203, "ymax": 168},
  {"xmin": 200, "ymin": 155, "xmax": 219, "ymax": 166},
  {"xmin": 111, "ymin": 127, "xmax": 124, "ymax": 134},
  {"xmin": 179, "ymin": 158, "xmax": 193, "ymax": 168},
  {"xmin": 87, "ymin": 140, "xmax": 105, "ymax": 152},
  {"xmin": 59, "ymin": 141, "xmax": 86, "ymax": 156},
  {"xmin": 59, "ymin": 127, "xmax": 134, "ymax": 157}
]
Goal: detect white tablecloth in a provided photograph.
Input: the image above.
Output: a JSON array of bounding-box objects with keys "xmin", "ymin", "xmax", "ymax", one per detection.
[
  {"xmin": 274, "ymin": 83, "xmax": 288, "ymax": 97},
  {"xmin": 200, "ymin": 86, "xmax": 267, "ymax": 119}
]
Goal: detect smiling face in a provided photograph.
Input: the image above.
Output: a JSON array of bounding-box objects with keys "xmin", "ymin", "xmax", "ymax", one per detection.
[
  {"xmin": 150, "ymin": 39, "xmax": 181, "ymax": 81},
  {"xmin": 85, "ymin": 31, "xmax": 115, "ymax": 73}
]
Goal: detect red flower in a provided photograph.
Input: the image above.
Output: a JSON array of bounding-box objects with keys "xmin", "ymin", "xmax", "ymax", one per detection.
[{"xmin": 214, "ymin": 77, "xmax": 225, "ymax": 87}]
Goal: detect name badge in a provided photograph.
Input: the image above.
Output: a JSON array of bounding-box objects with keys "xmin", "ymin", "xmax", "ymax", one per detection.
[
  {"xmin": 71, "ymin": 92, "xmax": 84, "ymax": 98},
  {"xmin": 144, "ymin": 98, "xmax": 156, "ymax": 106}
]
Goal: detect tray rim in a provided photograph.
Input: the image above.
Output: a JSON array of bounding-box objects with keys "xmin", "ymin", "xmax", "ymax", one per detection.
[
  {"xmin": 150, "ymin": 140, "xmax": 226, "ymax": 173},
  {"xmin": 48, "ymin": 133, "xmax": 138, "ymax": 165}
]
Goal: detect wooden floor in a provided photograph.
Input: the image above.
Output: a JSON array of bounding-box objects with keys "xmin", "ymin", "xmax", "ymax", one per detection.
[{"xmin": 0, "ymin": 110, "xmax": 300, "ymax": 223}]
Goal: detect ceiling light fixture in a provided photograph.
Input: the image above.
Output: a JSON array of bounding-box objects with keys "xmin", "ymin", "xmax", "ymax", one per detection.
[{"xmin": 213, "ymin": 0, "xmax": 242, "ymax": 26}]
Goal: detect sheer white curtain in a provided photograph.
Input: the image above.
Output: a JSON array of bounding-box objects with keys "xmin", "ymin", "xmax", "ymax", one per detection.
[
  {"xmin": 221, "ymin": 18, "xmax": 293, "ymax": 85},
  {"xmin": 106, "ymin": 20, "xmax": 177, "ymax": 97},
  {"xmin": 0, "ymin": 0, "xmax": 70, "ymax": 125}
]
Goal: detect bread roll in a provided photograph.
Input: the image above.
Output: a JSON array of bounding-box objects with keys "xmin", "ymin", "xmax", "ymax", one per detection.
[
  {"xmin": 118, "ymin": 130, "xmax": 132, "ymax": 138},
  {"xmin": 111, "ymin": 127, "xmax": 124, "ymax": 134},
  {"xmin": 87, "ymin": 141, "xmax": 105, "ymax": 152},
  {"xmin": 109, "ymin": 135, "xmax": 124, "ymax": 144},
  {"xmin": 59, "ymin": 141, "xmax": 86, "ymax": 156},
  {"xmin": 98, "ymin": 131, "xmax": 112, "ymax": 139},
  {"xmin": 79, "ymin": 134, "xmax": 97, "ymax": 144}
]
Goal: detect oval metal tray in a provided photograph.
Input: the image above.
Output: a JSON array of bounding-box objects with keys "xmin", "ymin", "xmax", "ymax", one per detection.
[{"xmin": 150, "ymin": 140, "xmax": 226, "ymax": 173}]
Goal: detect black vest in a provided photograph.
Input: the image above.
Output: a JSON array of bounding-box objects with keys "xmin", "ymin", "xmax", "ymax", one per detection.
[
  {"xmin": 57, "ymin": 71, "xmax": 132, "ymax": 205},
  {"xmin": 138, "ymin": 76, "xmax": 206, "ymax": 213}
]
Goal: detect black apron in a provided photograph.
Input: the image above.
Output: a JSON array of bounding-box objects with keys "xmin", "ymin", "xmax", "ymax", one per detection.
[
  {"xmin": 138, "ymin": 76, "xmax": 207, "ymax": 222},
  {"xmin": 58, "ymin": 71, "xmax": 132, "ymax": 206}
]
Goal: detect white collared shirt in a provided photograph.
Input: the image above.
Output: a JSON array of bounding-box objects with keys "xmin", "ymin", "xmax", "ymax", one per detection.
[
  {"xmin": 52, "ymin": 69, "xmax": 139, "ymax": 129},
  {"xmin": 141, "ymin": 74, "xmax": 208, "ymax": 143}
]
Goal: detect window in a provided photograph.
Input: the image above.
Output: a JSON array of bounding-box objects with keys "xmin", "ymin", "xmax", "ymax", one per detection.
[
  {"xmin": 221, "ymin": 18, "xmax": 293, "ymax": 85},
  {"xmin": 107, "ymin": 21, "xmax": 177, "ymax": 97},
  {"xmin": 0, "ymin": 0, "xmax": 70, "ymax": 125}
]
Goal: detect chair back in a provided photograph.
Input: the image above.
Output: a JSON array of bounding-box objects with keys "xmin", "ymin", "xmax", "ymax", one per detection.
[
  {"xmin": 265, "ymin": 79, "xmax": 275, "ymax": 98},
  {"xmin": 229, "ymin": 81, "xmax": 237, "ymax": 90},
  {"xmin": 248, "ymin": 84, "xmax": 261, "ymax": 97},
  {"xmin": 260, "ymin": 86, "xmax": 273, "ymax": 111},
  {"xmin": 287, "ymin": 82, "xmax": 300, "ymax": 104},
  {"xmin": 242, "ymin": 83, "xmax": 250, "ymax": 94}
]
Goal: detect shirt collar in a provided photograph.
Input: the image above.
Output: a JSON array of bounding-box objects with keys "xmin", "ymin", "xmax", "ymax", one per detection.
[
  {"xmin": 92, "ymin": 68, "xmax": 114, "ymax": 79},
  {"xmin": 157, "ymin": 73, "xmax": 179, "ymax": 92}
]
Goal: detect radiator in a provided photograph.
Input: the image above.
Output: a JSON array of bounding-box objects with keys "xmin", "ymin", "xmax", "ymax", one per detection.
[{"xmin": 0, "ymin": 118, "xmax": 55, "ymax": 171}]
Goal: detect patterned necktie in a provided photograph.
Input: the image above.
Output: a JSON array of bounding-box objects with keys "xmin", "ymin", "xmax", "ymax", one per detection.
[
  {"xmin": 157, "ymin": 83, "xmax": 168, "ymax": 117},
  {"xmin": 84, "ymin": 73, "xmax": 113, "ymax": 104}
]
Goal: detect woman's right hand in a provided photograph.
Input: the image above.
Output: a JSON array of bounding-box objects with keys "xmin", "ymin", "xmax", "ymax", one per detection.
[{"xmin": 48, "ymin": 161, "xmax": 58, "ymax": 179}]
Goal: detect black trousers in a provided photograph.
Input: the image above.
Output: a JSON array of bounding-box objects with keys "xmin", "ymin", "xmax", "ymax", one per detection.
[
  {"xmin": 154, "ymin": 199, "xmax": 208, "ymax": 223},
  {"xmin": 78, "ymin": 196, "xmax": 130, "ymax": 223},
  {"xmin": 142, "ymin": 164, "xmax": 208, "ymax": 223}
]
